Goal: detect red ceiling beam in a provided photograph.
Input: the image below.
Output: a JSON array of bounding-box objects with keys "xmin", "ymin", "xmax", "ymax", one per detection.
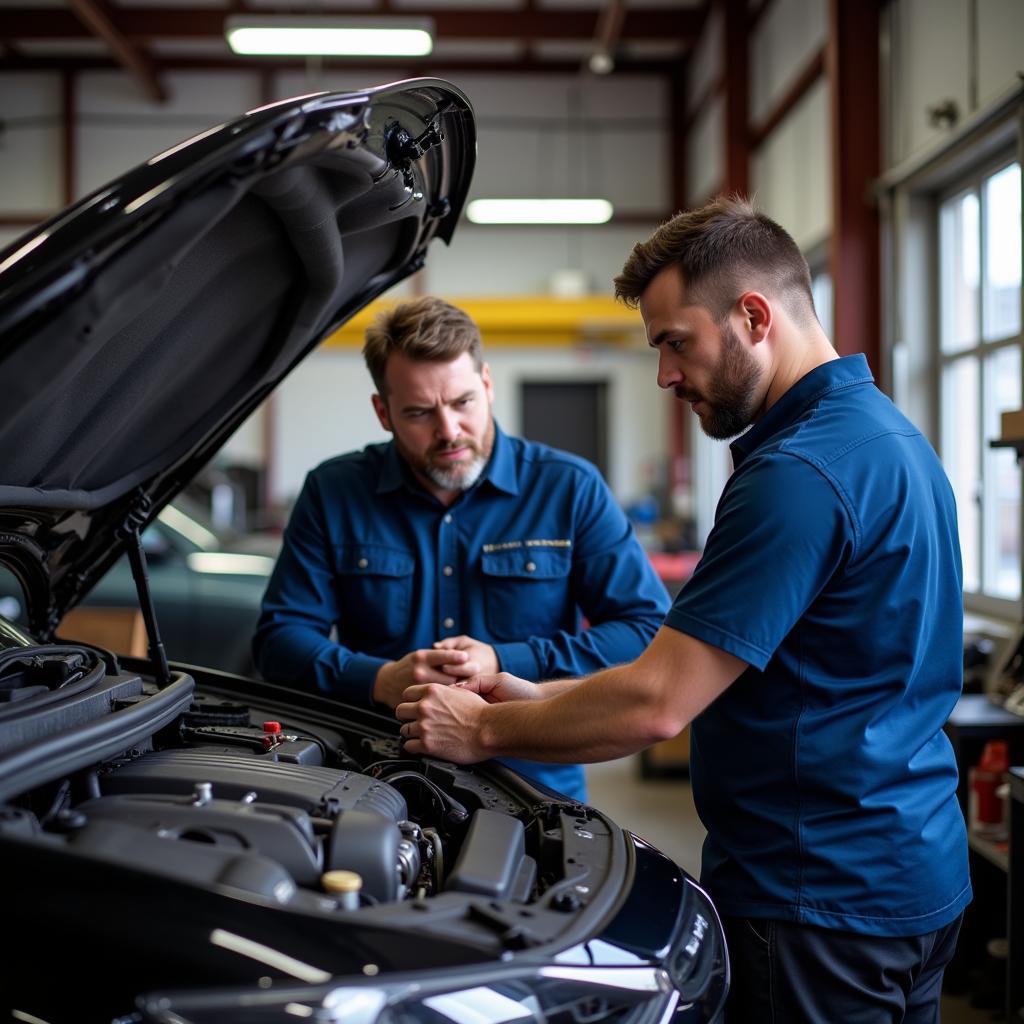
[
  {"xmin": 0, "ymin": 53, "xmax": 680, "ymax": 76},
  {"xmin": 67, "ymin": 0, "xmax": 167, "ymax": 101},
  {"xmin": 827, "ymin": 0, "xmax": 880, "ymax": 373},
  {"xmin": 0, "ymin": 8, "xmax": 701, "ymax": 41},
  {"xmin": 7, "ymin": 7, "xmax": 700, "ymax": 42}
]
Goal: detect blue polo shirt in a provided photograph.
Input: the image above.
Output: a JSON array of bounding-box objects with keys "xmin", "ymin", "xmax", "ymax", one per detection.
[
  {"xmin": 667, "ymin": 355, "xmax": 971, "ymax": 937},
  {"xmin": 254, "ymin": 424, "xmax": 669, "ymax": 802}
]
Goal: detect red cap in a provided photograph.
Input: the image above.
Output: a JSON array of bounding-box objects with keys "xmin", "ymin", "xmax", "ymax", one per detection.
[
  {"xmin": 263, "ymin": 721, "xmax": 282, "ymax": 735},
  {"xmin": 980, "ymin": 740, "xmax": 1009, "ymax": 772}
]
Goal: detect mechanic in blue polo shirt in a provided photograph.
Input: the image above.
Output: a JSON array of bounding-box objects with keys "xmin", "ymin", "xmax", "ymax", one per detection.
[
  {"xmin": 398, "ymin": 198, "xmax": 971, "ymax": 1022},
  {"xmin": 253, "ymin": 296, "xmax": 670, "ymax": 803}
]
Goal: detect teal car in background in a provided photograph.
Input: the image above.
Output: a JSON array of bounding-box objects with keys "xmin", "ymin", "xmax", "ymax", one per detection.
[{"xmin": 0, "ymin": 501, "xmax": 276, "ymax": 676}]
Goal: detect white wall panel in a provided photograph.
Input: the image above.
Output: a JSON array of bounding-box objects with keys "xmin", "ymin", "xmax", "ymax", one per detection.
[
  {"xmin": 422, "ymin": 223, "xmax": 660, "ymax": 296},
  {"xmin": 751, "ymin": 78, "xmax": 830, "ymax": 251},
  {"xmin": 887, "ymin": 0, "xmax": 970, "ymax": 168},
  {"xmin": 686, "ymin": 95, "xmax": 724, "ymax": 205},
  {"xmin": 0, "ymin": 229, "xmax": 26, "ymax": 251},
  {"xmin": 0, "ymin": 73, "xmax": 62, "ymax": 213},
  {"xmin": 268, "ymin": 342, "xmax": 669, "ymax": 507},
  {"xmin": 977, "ymin": 0, "xmax": 1024, "ymax": 108},
  {"xmin": 77, "ymin": 70, "xmax": 259, "ymax": 117},
  {"xmin": 749, "ymin": 0, "xmax": 827, "ymax": 126},
  {"xmin": 220, "ymin": 407, "xmax": 266, "ymax": 469},
  {"xmin": 272, "ymin": 69, "xmax": 408, "ymax": 100},
  {"xmin": 687, "ymin": 4, "xmax": 722, "ymax": 116},
  {"xmin": 76, "ymin": 72, "xmax": 262, "ymax": 197}
]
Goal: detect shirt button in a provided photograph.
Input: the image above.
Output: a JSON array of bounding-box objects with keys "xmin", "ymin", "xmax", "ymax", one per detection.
[
  {"xmin": 443, "ymin": 617, "xmax": 454, "ymax": 629},
  {"xmin": 443, "ymin": 565, "xmax": 454, "ymax": 577},
  {"xmin": 357, "ymin": 557, "xmax": 369, "ymax": 569},
  {"xmin": 443, "ymin": 514, "xmax": 453, "ymax": 524},
  {"xmin": 525, "ymin": 561, "xmax": 536, "ymax": 572}
]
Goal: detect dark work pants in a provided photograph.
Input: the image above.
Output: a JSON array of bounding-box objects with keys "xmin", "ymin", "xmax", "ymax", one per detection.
[{"xmin": 720, "ymin": 914, "xmax": 963, "ymax": 1024}]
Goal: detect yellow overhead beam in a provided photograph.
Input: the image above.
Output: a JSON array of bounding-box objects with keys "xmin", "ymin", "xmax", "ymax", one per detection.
[{"xmin": 323, "ymin": 295, "xmax": 646, "ymax": 349}]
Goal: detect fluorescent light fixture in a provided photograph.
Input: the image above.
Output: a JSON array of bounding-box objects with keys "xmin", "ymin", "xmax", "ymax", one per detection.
[
  {"xmin": 225, "ymin": 16, "xmax": 433, "ymax": 57},
  {"xmin": 466, "ymin": 199, "xmax": 614, "ymax": 225}
]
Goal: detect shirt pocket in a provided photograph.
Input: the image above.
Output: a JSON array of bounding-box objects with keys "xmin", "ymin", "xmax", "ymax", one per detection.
[
  {"xmin": 481, "ymin": 547, "xmax": 573, "ymax": 641},
  {"xmin": 333, "ymin": 544, "xmax": 415, "ymax": 644}
]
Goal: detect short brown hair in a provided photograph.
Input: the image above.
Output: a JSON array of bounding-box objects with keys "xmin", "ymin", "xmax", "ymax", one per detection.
[
  {"xmin": 613, "ymin": 195, "xmax": 816, "ymax": 324},
  {"xmin": 362, "ymin": 296, "xmax": 484, "ymax": 396}
]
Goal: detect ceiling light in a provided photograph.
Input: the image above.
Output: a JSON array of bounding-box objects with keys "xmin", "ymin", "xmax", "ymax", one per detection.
[
  {"xmin": 225, "ymin": 16, "xmax": 434, "ymax": 57},
  {"xmin": 466, "ymin": 199, "xmax": 614, "ymax": 225}
]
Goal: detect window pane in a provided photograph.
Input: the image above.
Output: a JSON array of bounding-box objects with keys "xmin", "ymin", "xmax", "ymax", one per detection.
[
  {"xmin": 940, "ymin": 191, "xmax": 980, "ymax": 354},
  {"xmin": 812, "ymin": 271, "xmax": 833, "ymax": 340},
  {"xmin": 942, "ymin": 358, "xmax": 980, "ymax": 591},
  {"xmin": 983, "ymin": 163, "xmax": 1022, "ymax": 342},
  {"xmin": 983, "ymin": 345, "xmax": 1021, "ymax": 598}
]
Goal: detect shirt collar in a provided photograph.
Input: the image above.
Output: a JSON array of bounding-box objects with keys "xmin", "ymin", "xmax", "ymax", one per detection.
[
  {"xmin": 375, "ymin": 420, "xmax": 519, "ymax": 497},
  {"xmin": 729, "ymin": 353, "xmax": 874, "ymax": 468},
  {"xmin": 376, "ymin": 441, "xmax": 408, "ymax": 495}
]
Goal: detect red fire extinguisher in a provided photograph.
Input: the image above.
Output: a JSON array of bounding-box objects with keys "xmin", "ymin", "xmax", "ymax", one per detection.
[{"xmin": 969, "ymin": 740, "xmax": 1010, "ymax": 839}]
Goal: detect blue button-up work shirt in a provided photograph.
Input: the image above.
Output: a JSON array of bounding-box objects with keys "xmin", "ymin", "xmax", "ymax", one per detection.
[
  {"xmin": 668, "ymin": 355, "xmax": 971, "ymax": 937},
  {"xmin": 254, "ymin": 424, "xmax": 669, "ymax": 801}
]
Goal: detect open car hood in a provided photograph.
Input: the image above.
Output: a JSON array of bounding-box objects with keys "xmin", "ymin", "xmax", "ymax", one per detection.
[{"xmin": 0, "ymin": 79, "xmax": 475, "ymax": 636}]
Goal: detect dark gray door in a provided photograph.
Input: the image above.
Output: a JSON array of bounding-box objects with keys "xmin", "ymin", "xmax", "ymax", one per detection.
[{"xmin": 520, "ymin": 380, "xmax": 609, "ymax": 479}]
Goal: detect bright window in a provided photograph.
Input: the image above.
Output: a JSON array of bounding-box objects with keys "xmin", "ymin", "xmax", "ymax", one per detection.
[{"xmin": 939, "ymin": 161, "xmax": 1022, "ymax": 604}]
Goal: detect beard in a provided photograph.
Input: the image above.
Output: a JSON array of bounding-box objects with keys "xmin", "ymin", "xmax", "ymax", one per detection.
[
  {"xmin": 401, "ymin": 415, "xmax": 496, "ymax": 494},
  {"xmin": 675, "ymin": 321, "xmax": 763, "ymax": 440}
]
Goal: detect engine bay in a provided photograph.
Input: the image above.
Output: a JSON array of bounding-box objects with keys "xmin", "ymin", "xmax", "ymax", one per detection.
[{"xmin": 0, "ymin": 639, "xmax": 626, "ymax": 968}]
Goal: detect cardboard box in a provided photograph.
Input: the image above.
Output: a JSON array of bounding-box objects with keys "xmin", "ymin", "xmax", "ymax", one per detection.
[{"xmin": 1000, "ymin": 408, "xmax": 1024, "ymax": 441}]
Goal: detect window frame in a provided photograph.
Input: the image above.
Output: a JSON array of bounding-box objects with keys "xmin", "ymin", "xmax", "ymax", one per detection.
[
  {"xmin": 936, "ymin": 153, "xmax": 1022, "ymax": 616},
  {"xmin": 882, "ymin": 87, "xmax": 1023, "ymax": 625}
]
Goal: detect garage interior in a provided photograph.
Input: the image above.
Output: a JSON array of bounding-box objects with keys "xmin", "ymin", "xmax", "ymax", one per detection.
[{"xmin": 1, "ymin": 0, "xmax": 1023, "ymax": 1020}]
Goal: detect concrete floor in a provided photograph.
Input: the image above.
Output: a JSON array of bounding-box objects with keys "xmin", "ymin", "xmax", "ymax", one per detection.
[{"xmin": 584, "ymin": 758, "xmax": 995, "ymax": 1024}]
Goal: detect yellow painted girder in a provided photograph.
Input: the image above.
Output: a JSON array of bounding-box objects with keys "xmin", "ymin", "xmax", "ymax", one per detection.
[{"xmin": 322, "ymin": 295, "xmax": 646, "ymax": 349}]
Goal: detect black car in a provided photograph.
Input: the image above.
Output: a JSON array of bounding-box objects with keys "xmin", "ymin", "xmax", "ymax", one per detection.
[{"xmin": 0, "ymin": 80, "xmax": 728, "ymax": 1023}]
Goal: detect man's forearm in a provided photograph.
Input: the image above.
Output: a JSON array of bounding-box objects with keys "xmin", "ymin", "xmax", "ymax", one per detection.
[
  {"xmin": 476, "ymin": 663, "xmax": 677, "ymax": 764},
  {"xmin": 535, "ymin": 677, "xmax": 585, "ymax": 698}
]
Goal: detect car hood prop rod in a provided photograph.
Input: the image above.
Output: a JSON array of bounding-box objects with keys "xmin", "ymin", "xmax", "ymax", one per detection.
[
  {"xmin": 125, "ymin": 528, "xmax": 171, "ymax": 687},
  {"xmin": 119, "ymin": 493, "xmax": 171, "ymax": 687}
]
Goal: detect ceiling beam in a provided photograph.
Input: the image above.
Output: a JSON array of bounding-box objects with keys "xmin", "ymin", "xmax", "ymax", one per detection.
[
  {"xmin": 0, "ymin": 7, "xmax": 701, "ymax": 42},
  {"xmin": 0, "ymin": 53, "xmax": 680, "ymax": 76},
  {"xmin": 67, "ymin": 0, "xmax": 167, "ymax": 102}
]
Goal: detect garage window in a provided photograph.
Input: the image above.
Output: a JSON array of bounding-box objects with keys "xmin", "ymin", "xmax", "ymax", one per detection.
[{"xmin": 938, "ymin": 160, "xmax": 1022, "ymax": 602}]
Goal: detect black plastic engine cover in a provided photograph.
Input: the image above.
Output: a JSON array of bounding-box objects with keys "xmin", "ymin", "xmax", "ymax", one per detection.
[
  {"xmin": 77, "ymin": 793, "xmax": 323, "ymax": 885},
  {"xmin": 100, "ymin": 748, "xmax": 408, "ymax": 821}
]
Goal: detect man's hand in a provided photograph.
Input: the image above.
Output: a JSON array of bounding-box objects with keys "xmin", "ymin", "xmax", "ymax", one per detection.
[
  {"xmin": 454, "ymin": 672, "xmax": 542, "ymax": 703},
  {"xmin": 373, "ymin": 649, "xmax": 479, "ymax": 709},
  {"xmin": 433, "ymin": 635, "xmax": 499, "ymax": 677},
  {"xmin": 396, "ymin": 683, "xmax": 489, "ymax": 763}
]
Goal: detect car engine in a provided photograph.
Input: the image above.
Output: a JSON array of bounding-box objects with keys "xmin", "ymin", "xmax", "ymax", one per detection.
[{"xmin": 2, "ymin": 635, "xmax": 701, "ymax": 1021}]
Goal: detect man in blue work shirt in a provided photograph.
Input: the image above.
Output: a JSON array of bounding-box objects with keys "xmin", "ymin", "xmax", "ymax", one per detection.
[
  {"xmin": 398, "ymin": 198, "xmax": 971, "ymax": 1022},
  {"xmin": 253, "ymin": 296, "xmax": 670, "ymax": 802}
]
